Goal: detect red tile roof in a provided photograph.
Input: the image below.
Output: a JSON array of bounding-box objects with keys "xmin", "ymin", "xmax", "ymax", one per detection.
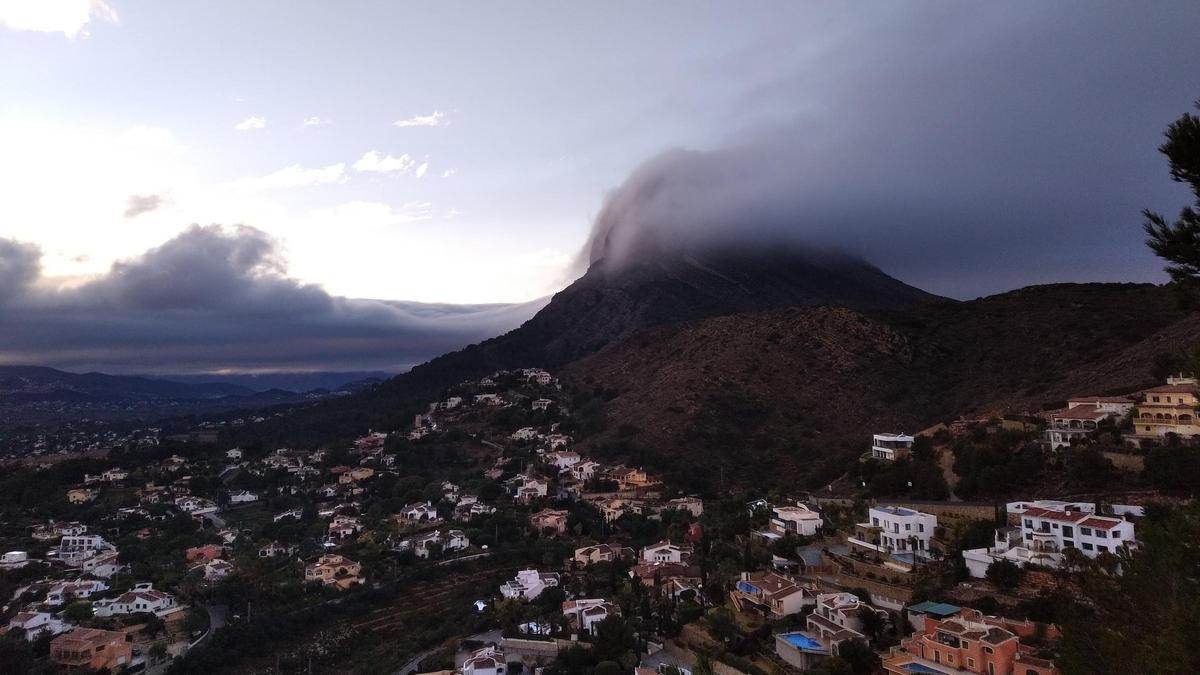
[{"xmin": 1051, "ymin": 406, "xmax": 1109, "ymax": 420}]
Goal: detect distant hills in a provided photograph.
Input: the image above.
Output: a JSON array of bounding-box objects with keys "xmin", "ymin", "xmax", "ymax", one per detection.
[{"xmin": 0, "ymin": 366, "xmax": 384, "ymax": 429}]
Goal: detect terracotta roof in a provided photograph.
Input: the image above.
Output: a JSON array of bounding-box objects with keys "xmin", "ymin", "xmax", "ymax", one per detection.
[
  {"xmin": 1020, "ymin": 506, "xmax": 1089, "ymax": 524},
  {"xmin": 1051, "ymin": 406, "xmax": 1110, "ymax": 420},
  {"xmin": 1142, "ymin": 384, "xmax": 1200, "ymax": 395},
  {"xmin": 1079, "ymin": 516, "xmax": 1122, "ymax": 530}
]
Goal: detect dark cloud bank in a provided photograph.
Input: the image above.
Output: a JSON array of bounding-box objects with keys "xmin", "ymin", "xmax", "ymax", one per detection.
[
  {"xmin": 0, "ymin": 225, "xmax": 546, "ymax": 373},
  {"xmin": 580, "ymin": 2, "xmax": 1200, "ymax": 298},
  {"xmin": 5, "ymin": 3, "xmax": 1200, "ymax": 374}
]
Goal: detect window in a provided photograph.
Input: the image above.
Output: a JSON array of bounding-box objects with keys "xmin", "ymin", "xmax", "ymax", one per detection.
[
  {"xmin": 1024, "ymin": 519, "xmax": 1033, "ymax": 529},
  {"xmin": 968, "ymin": 658, "xmax": 976, "ymax": 668},
  {"xmin": 1096, "ymin": 530, "xmax": 1107, "ymax": 538},
  {"xmin": 905, "ymin": 523, "xmax": 911, "ymax": 531},
  {"xmin": 1153, "ymin": 396, "xmax": 1161, "ymax": 403},
  {"xmin": 1062, "ymin": 525, "xmax": 1073, "ymax": 537},
  {"xmin": 984, "ymin": 646, "xmax": 994, "ymax": 654},
  {"xmin": 919, "ymin": 524, "xmax": 925, "ymax": 532},
  {"xmin": 1082, "ymin": 542, "xmax": 1093, "ymax": 551},
  {"xmin": 1081, "ymin": 527, "xmax": 1092, "ymax": 536}
]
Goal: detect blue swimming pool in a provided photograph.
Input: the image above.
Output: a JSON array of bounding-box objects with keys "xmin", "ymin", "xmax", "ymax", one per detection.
[
  {"xmin": 781, "ymin": 633, "xmax": 824, "ymax": 651},
  {"xmin": 900, "ymin": 663, "xmax": 945, "ymax": 673}
]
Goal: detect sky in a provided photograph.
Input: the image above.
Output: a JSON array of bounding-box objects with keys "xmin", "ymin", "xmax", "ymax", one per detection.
[{"xmin": 1, "ymin": 1, "xmax": 1199, "ymax": 373}]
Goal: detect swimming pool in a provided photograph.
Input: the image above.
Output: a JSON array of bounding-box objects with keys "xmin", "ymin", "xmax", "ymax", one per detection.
[{"xmin": 781, "ymin": 633, "xmax": 824, "ymax": 651}]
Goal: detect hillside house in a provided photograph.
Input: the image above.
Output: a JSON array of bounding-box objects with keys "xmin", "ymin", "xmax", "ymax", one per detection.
[
  {"xmin": 511, "ymin": 427, "xmax": 538, "ymax": 441},
  {"xmin": 204, "ymin": 559, "xmax": 234, "ymax": 581},
  {"xmin": 562, "ymin": 599, "xmax": 618, "ymax": 634},
  {"xmin": 641, "ymin": 540, "xmax": 693, "ymax": 564},
  {"xmin": 770, "ymin": 503, "xmax": 823, "ymax": 536},
  {"xmin": 529, "ymin": 508, "xmax": 570, "ymax": 535},
  {"xmin": 226, "ymin": 448, "xmax": 244, "ymax": 460},
  {"xmin": 228, "ymin": 490, "xmax": 259, "ymax": 504},
  {"xmin": 50, "ymin": 628, "xmax": 132, "ymax": 672},
  {"xmin": 7, "ymin": 612, "xmax": 72, "ymax": 641},
  {"xmin": 872, "ymin": 433, "xmax": 914, "ymax": 461},
  {"xmin": 45, "ymin": 580, "xmax": 109, "ymax": 605},
  {"xmin": 398, "ymin": 501, "xmax": 439, "ymax": 522},
  {"xmin": 305, "ymin": 554, "xmax": 364, "ymax": 589},
  {"xmin": 732, "ymin": 572, "xmax": 814, "ymax": 618},
  {"xmin": 883, "ymin": 607, "xmax": 1061, "ymax": 675},
  {"xmin": 964, "ymin": 501, "xmax": 1135, "ymax": 576},
  {"xmin": 185, "ymin": 544, "xmax": 224, "ymax": 563},
  {"xmin": 92, "ymin": 583, "xmax": 179, "ymax": 617},
  {"xmin": 463, "ymin": 646, "xmax": 505, "ymax": 675},
  {"xmin": 807, "ymin": 592, "xmax": 883, "ymax": 651},
  {"xmin": 849, "ymin": 506, "xmax": 937, "ymax": 560},
  {"xmin": 66, "ymin": 488, "xmax": 98, "ymax": 504},
  {"xmin": 545, "ymin": 450, "xmax": 581, "ymax": 470},
  {"xmin": 571, "ymin": 460, "xmax": 601, "ymax": 481},
  {"xmin": 1041, "ymin": 401, "xmax": 1123, "ymax": 449},
  {"xmin": 338, "ymin": 467, "xmax": 375, "ymax": 484},
  {"xmin": 573, "ymin": 543, "xmax": 633, "ymax": 566},
  {"xmin": 500, "ymin": 569, "xmax": 560, "ymax": 600},
  {"xmin": 1131, "ymin": 376, "xmax": 1200, "ymax": 442},
  {"xmin": 665, "ymin": 496, "xmax": 704, "ymax": 517},
  {"xmin": 274, "ymin": 507, "xmax": 304, "ymax": 522},
  {"xmin": 259, "ymin": 542, "xmax": 298, "ymax": 558}
]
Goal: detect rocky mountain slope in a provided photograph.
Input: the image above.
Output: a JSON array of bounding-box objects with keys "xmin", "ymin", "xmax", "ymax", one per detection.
[
  {"xmin": 563, "ymin": 283, "xmax": 1195, "ymax": 490},
  {"xmin": 369, "ymin": 248, "xmax": 944, "ymax": 404}
]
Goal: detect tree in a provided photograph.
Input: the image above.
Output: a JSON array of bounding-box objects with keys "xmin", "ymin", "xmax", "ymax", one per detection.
[
  {"xmin": 986, "ymin": 559, "xmax": 1024, "ymax": 591},
  {"xmin": 857, "ymin": 608, "xmax": 885, "ymax": 644},
  {"xmin": 594, "ymin": 661, "xmax": 622, "ymax": 675},
  {"xmin": 1144, "ymin": 99, "xmax": 1200, "ymax": 305},
  {"xmin": 692, "ymin": 653, "xmax": 716, "ymax": 675},
  {"xmin": 836, "ymin": 639, "xmax": 880, "ymax": 674},
  {"xmin": 61, "ymin": 601, "xmax": 94, "ymax": 622},
  {"xmin": 705, "ymin": 608, "xmax": 737, "ymax": 645},
  {"xmin": 1058, "ymin": 502, "xmax": 1200, "ymax": 674}
]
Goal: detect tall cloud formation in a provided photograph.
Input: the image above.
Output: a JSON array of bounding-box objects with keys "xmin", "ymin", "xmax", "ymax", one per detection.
[
  {"xmin": 0, "ymin": 225, "xmax": 545, "ymax": 373},
  {"xmin": 580, "ymin": 2, "xmax": 1200, "ymax": 297}
]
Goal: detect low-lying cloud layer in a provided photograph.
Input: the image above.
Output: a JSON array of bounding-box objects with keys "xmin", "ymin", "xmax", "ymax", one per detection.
[
  {"xmin": 580, "ymin": 3, "xmax": 1200, "ymax": 298},
  {"xmin": 0, "ymin": 225, "xmax": 546, "ymax": 373}
]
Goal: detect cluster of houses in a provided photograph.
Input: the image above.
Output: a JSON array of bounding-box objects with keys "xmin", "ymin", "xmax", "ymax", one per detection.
[{"xmin": 1044, "ymin": 375, "xmax": 1200, "ymax": 449}]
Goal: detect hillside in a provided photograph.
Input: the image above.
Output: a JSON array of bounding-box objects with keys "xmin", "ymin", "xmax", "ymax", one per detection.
[
  {"xmin": 367, "ymin": 248, "xmax": 944, "ymax": 406},
  {"xmin": 563, "ymin": 283, "xmax": 1196, "ymax": 490}
]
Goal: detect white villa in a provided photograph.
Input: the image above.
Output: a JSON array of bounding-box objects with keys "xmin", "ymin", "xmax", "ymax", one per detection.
[
  {"xmin": 849, "ymin": 506, "xmax": 936, "ymax": 559},
  {"xmin": 963, "ymin": 501, "xmax": 1136, "ymax": 577},
  {"xmin": 499, "ymin": 569, "xmax": 560, "ymax": 600},
  {"xmin": 92, "ymin": 583, "xmax": 180, "ymax": 617},
  {"xmin": 770, "ymin": 503, "xmax": 823, "ymax": 536},
  {"xmin": 871, "ymin": 433, "xmax": 914, "ymax": 461}
]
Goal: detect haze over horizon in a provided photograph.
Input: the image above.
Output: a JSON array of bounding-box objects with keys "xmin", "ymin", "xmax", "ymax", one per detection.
[{"xmin": 2, "ymin": 1, "xmax": 1199, "ymax": 373}]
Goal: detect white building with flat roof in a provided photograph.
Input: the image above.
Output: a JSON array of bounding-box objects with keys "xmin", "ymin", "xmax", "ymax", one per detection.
[
  {"xmin": 871, "ymin": 433, "xmax": 914, "ymax": 461},
  {"xmin": 850, "ymin": 506, "xmax": 936, "ymax": 559},
  {"xmin": 770, "ymin": 504, "xmax": 823, "ymax": 536}
]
